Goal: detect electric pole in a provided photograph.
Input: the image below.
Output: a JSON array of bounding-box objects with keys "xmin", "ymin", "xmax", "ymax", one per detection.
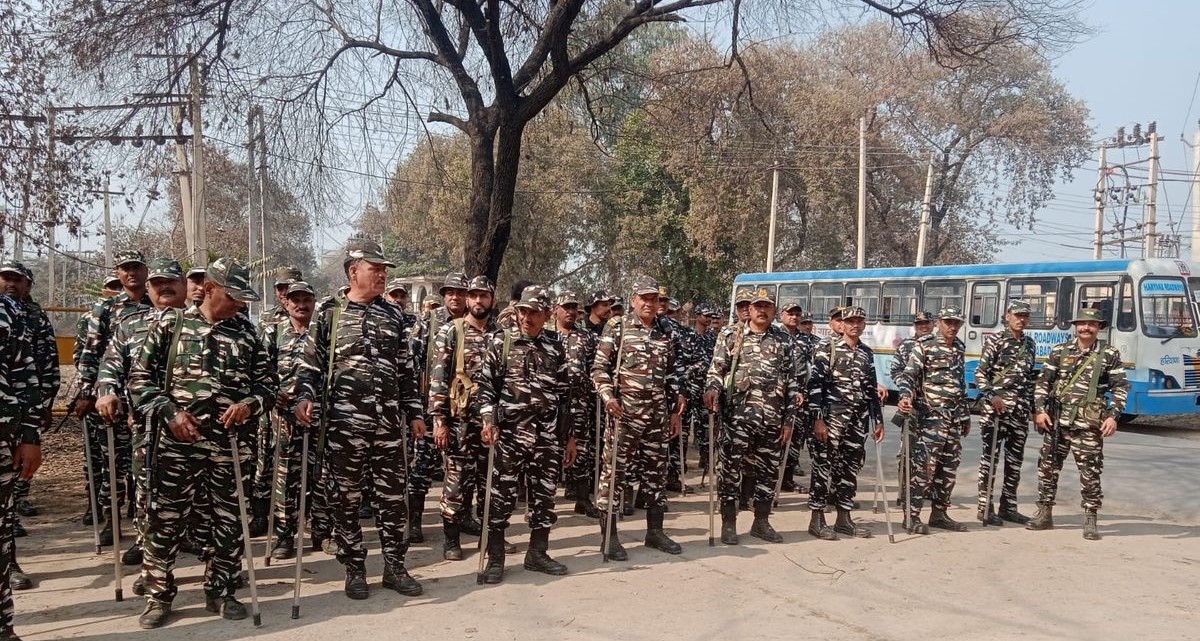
[
  {"xmin": 1093, "ymin": 144, "xmax": 1107, "ymax": 260},
  {"xmin": 1191, "ymin": 123, "xmax": 1200, "ymax": 263},
  {"xmin": 856, "ymin": 116, "xmax": 867, "ymax": 269},
  {"xmin": 190, "ymin": 58, "xmax": 207, "ymax": 268},
  {"xmin": 247, "ymin": 105, "xmax": 259, "ymax": 314},
  {"xmin": 1144, "ymin": 122, "xmax": 1159, "ymax": 258},
  {"xmin": 766, "ymin": 162, "xmax": 779, "ymax": 272},
  {"xmin": 915, "ymin": 153, "xmax": 935, "ymax": 267}
]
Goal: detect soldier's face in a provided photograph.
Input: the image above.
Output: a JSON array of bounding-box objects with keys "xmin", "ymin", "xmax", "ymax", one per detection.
[
  {"xmin": 913, "ymin": 320, "xmax": 933, "ymax": 337},
  {"xmin": 830, "ymin": 318, "xmax": 844, "ymax": 334},
  {"xmin": 517, "ymin": 306, "xmax": 548, "ymax": 336},
  {"xmin": 288, "ymin": 293, "xmax": 315, "ymax": 322},
  {"xmin": 148, "ymin": 277, "xmax": 186, "ymax": 309},
  {"xmin": 118, "ymin": 262, "xmax": 148, "ymax": 290},
  {"xmin": 1074, "ymin": 320, "xmax": 1101, "ymax": 340},
  {"xmin": 467, "ymin": 290, "xmax": 493, "ymax": 319},
  {"xmin": 187, "ymin": 275, "xmax": 206, "ymax": 303},
  {"xmin": 938, "ymin": 319, "xmax": 962, "ymax": 340},
  {"xmin": 443, "ymin": 288, "xmax": 467, "ymax": 316},
  {"xmin": 750, "ymin": 301, "xmax": 775, "ymax": 325},
  {"xmin": 657, "ymin": 299, "xmax": 668, "ymax": 315},
  {"xmin": 555, "ymin": 304, "xmax": 578, "ymax": 325},
  {"xmin": 1007, "ymin": 312, "xmax": 1029, "ymax": 332},
  {"xmin": 632, "ymin": 292, "xmax": 659, "ymax": 324},
  {"xmin": 799, "ymin": 321, "xmax": 813, "ymax": 334},
  {"xmin": 780, "ymin": 309, "xmax": 800, "ymax": 330},
  {"xmin": 275, "ymin": 284, "xmax": 289, "ymax": 304},
  {"xmin": 735, "ymin": 303, "xmax": 750, "ymax": 322},
  {"xmin": 695, "ymin": 315, "xmax": 711, "ymax": 332},
  {"xmin": 0, "ymin": 273, "xmax": 29, "ymax": 298},
  {"xmin": 349, "ymin": 261, "xmax": 388, "ymax": 297},
  {"xmin": 205, "ymin": 283, "xmax": 245, "ymax": 319},
  {"xmin": 842, "ymin": 317, "xmax": 865, "ymax": 337},
  {"xmin": 590, "ymin": 301, "xmax": 612, "ymax": 320}
]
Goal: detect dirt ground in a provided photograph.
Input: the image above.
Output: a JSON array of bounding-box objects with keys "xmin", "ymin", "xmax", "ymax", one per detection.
[{"xmin": 12, "ymin": 411, "xmax": 1200, "ymax": 640}]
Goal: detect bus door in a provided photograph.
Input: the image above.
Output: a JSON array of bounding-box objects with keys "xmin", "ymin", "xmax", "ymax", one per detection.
[{"xmin": 1076, "ymin": 281, "xmax": 1117, "ymax": 343}]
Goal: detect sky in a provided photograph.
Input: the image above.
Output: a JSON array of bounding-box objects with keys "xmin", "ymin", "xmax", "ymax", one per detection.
[{"xmin": 996, "ymin": 0, "xmax": 1200, "ymax": 263}]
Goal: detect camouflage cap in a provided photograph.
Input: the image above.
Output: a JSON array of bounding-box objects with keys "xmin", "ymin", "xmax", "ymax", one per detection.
[
  {"xmin": 748, "ymin": 287, "xmax": 775, "ymax": 305},
  {"xmin": 514, "ymin": 285, "xmax": 551, "ymax": 312},
  {"xmin": 385, "ymin": 278, "xmax": 408, "ymax": 294},
  {"xmin": 780, "ymin": 300, "xmax": 803, "ymax": 312},
  {"xmin": 147, "ymin": 258, "xmax": 184, "ymax": 280},
  {"xmin": 829, "ymin": 306, "xmax": 845, "ymax": 320},
  {"xmin": 114, "ymin": 249, "xmax": 146, "ymax": 267},
  {"xmin": 611, "ymin": 296, "xmax": 625, "ymax": 309},
  {"xmin": 938, "ymin": 306, "xmax": 965, "ymax": 322},
  {"xmin": 0, "ymin": 261, "xmax": 33, "ymax": 283},
  {"xmin": 586, "ymin": 290, "xmax": 615, "ymax": 308},
  {"xmin": 658, "ymin": 285, "xmax": 670, "ymax": 298},
  {"xmin": 555, "ymin": 289, "xmax": 581, "ymax": 307},
  {"xmin": 841, "ymin": 306, "xmax": 867, "ymax": 320},
  {"xmin": 1072, "ymin": 307, "xmax": 1108, "ymax": 326},
  {"xmin": 207, "ymin": 257, "xmax": 261, "ymax": 303},
  {"xmin": 798, "ymin": 310, "xmax": 814, "ymax": 323},
  {"xmin": 423, "ymin": 295, "xmax": 442, "ymax": 308},
  {"xmin": 286, "ymin": 281, "xmax": 316, "ymax": 297},
  {"xmin": 466, "ymin": 275, "xmax": 494, "ymax": 295},
  {"xmin": 705, "ymin": 306, "xmax": 722, "ymax": 318},
  {"xmin": 735, "ymin": 289, "xmax": 754, "ymax": 305},
  {"xmin": 913, "ymin": 310, "xmax": 935, "ymax": 323},
  {"xmin": 1006, "ymin": 300, "xmax": 1033, "ymax": 315},
  {"xmin": 186, "ymin": 266, "xmax": 206, "ymax": 279},
  {"xmin": 103, "ymin": 271, "xmax": 122, "ymax": 289},
  {"xmin": 439, "ymin": 271, "xmax": 469, "ymax": 295},
  {"xmin": 631, "ymin": 276, "xmax": 659, "ymax": 296},
  {"xmin": 666, "ymin": 297, "xmax": 681, "ymax": 312},
  {"xmin": 273, "ymin": 266, "xmax": 303, "ymax": 286},
  {"xmin": 343, "ymin": 237, "xmax": 396, "ymax": 268}
]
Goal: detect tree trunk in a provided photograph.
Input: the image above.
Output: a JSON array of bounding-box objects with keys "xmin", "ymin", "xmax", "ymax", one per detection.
[
  {"xmin": 465, "ymin": 118, "xmax": 525, "ymax": 281},
  {"xmin": 463, "ymin": 124, "xmax": 497, "ymax": 277}
]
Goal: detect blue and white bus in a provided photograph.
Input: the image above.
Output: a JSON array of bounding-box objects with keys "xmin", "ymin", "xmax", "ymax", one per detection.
[{"xmin": 732, "ymin": 258, "xmax": 1200, "ymax": 419}]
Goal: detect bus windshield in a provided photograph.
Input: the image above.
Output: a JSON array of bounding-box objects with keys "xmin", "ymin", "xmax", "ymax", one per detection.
[{"xmin": 1140, "ymin": 277, "xmax": 1198, "ymax": 338}]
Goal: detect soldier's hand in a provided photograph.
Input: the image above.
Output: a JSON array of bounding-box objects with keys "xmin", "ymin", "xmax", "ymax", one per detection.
[
  {"xmin": 481, "ymin": 422, "xmax": 498, "ymax": 446},
  {"xmin": 74, "ymin": 397, "xmax": 95, "ymax": 418},
  {"xmin": 877, "ymin": 384, "xmax": 887, "ymax": 402},
  {"xmin": 703, "ymin": 389, "xmax": 719, "ymax": 412},
  {"xmin": 873, "ymin": 422, "xmax": 885, "ymax": 443},
  {"xmin": 295, "ymin": 400, "xmax": 313, "ymax": 426},
  {"xmin": 14, "ymin": 444, "xmax": 41, "ymax": 481},
  {"xmin": 605, "ymin": 398, "xmax": 624, "ymax": 418},
  {"xmin": 169, "ymin": 411, "xmax": 201, "ymax": 443},
  {"xmin": 433, "ymin": 421, "xmax": 450, "ymax": 450},
  {"xmin": 813, "ymin": 418, "xmax": 829, "ymax": 443},
  {"xmin": 96, "ymin": 394, "xmax": 122, "ymax": 422},
  {"xmin": 275, "ymin": 392, "xmax": 292, "ymax": 410},
  {"xmin": 897, "ymin": 397, "xmax": 913, "ymax": 414},
  {"xmin": 1034, "ymin": 411, "xmax": 1052, "ymax": 432},
  {"xmin": 669, "ymin": 412, "xmax": 682, "ymax": 440},
  {"xmin": 778, "ymin": 424, "xmax": 793, "ymax": 445},
  {"xmin": 564, "ymin": 436, "xmax": 578, "ymax": 468},
  {"xmin": 1100, "ymin": 417, "xmax": 1118, "ymax": 438},
  {"xmin": 220, "ymin": 403, "xmax": 252, "ymax": 429},
  {"xmin": 989, "ymin": 396, "xmax": 1007, "ymax": 414},
  {"xmin": 794, "ymin": 393, "xmax": 805, "ymax": 408},
  {"xmin": 411, "ymin": 417, "xmax": 428, "ymax": 440},
  {"xmin": 960, "ymin": 421, "xmax": 970, "ymax": 437}
]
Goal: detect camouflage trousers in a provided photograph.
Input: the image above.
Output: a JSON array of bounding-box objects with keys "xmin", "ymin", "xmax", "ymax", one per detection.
[
  {"xmin": 269, "ymin": 418, "xmax": 325, "ymax": 545},
  {"xmin": 0, "ymin": 434, "xmax": 18, "ymax": 629},
  {"xmin": 685, "ymin": 399, "xmax": 712, "ymax": 472},
  {"xmin": 1035, "ymin": 423, "xmax": 1104, "ymax": 510},
  {"xmin": 907, "ymin": 417, "xmax": 963, "ymax": 515},
  {"xmin": 324, "ymin": 415, "xmax": 410, "ymax": 571},
  {"xmin": 977, "ymin": 406, "xmax": 1030, "ymax": 513},
  {"xmin": 788, "ymin": 412, "xmax": 811, "ymax": 469},
  {"xmin": 83, "ymin": 413, "xmax": 132, "ymax": 511},
  {"xmin": 439, "ymin": 416, "xmax": 487, "ymax": 522},
  {"xmin": 252, "ymin": 413, "xmax": 279, "ymax": 502},
  {"xmin": 718, "ymin": 412, "xmax": 784, "ymax": 505},
  {"xmin": 407, "ymin": 433, "xmax": 440, "ymax": 497},
  {"xmin": 486, "ymin": 416, "xmax": 562, "ymax": 534},
  {"xmin": 565, "ymin": 402, "xmax": 600, "ymax": 490},
  {"xmin": 807, "ymin": 405, "xmax": 869, "ymax": 511},
  {"xmin": 142, "ymin": 439, "xmax": 249, "ymax": 604},
  {"xmin": 595, "ymin": 410, "xmax": 670, "ymax": 514}
]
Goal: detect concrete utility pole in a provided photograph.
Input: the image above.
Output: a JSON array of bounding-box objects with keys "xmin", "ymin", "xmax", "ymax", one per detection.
[
  {"xmin": 1190, "ymin": 125, "xmax": 1200, "ymax": 264},
  {"xmin": 257, "ymin": 106, "xmax": 270, "ymax": 295},
  {"xmin": 766, "ymin": 162, "xmax": 779, "ymax": 272},
  {"xmin": 856, "ymin": 116, "xmax": 867, "ymax": 269},
  {"xmin": 102, "ymin": 173, "xmax": 113, "ymax": 267},
  {"xmin": 189, "ymin": 58, "xmax": 207, "ymax": 268},
  {"xmin": 45, "ymin": 109, "xmax": 56, "ymax": 306},
  {"xmin": 247, "ymin": 106, "xmax": 259, "ymax": 316},
  {"xmin": 1144, "ymin": 122, "xmax": 1159, "ymax": 258},
  {"xmin": 915, "ymin": 153, "xmax": 935, "ymax": 267},
  {"xmin": 1093, "ymin": 144, "xmax": 1107, "ymax": 260}
]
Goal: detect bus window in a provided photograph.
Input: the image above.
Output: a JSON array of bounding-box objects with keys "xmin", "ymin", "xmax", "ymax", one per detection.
[
  {"xmin": 1139, "ymin": 277, "xmax": 1198, "ymax": 339},
  {"xmin": 810, "ymin": 283, "xmax": 844, "ymax": 319},
  {"xmin": 778, "ymin": 283, "xmax": 809, "ymax": 314},
  {"xmin": 1009, "ymin": 278, "xmax": 1058, "ymax": 329},
  {"xmin": 882, "ymin": 283, "xmax": 918, "ymax": 324},
  {"xmin": 1078, "ymin": 283, "xmax": 1115, "ymax": 326},
  {"xmin": 1116, "ymin": 277, "xmax": 1136, "ymax": 332},
  {"xmin": 923, "ymin": 281, "xmax": 964, "ymax": 314},
  {"xmin": 846, "ymin": 283, "xmax": 880, "ymax": 322},
  {"xmin": 969, "ymin": 282, "xmax": 1000, "ymax": 327}
]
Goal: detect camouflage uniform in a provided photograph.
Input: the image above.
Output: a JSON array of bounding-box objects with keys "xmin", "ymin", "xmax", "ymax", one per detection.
[
  {"xmin": 974, "ymin": 305, "xmax": 1037, "ymax": 520},
  {"xmin": 252, "ymin": 267, "xmax": 303, "ymax": 517},
  {"xmin": 662, "ymin": 310, "xmax": 696, "ymax": 489},
  {"xmin": 295, "ymin": 241, "xmax": 424, "ymax": 592},
  {"xmin": 686, "ymin": 315, "xmax": 718, "ymax": 472},
  {"xmin": 558, "ymin": 311, "xmax": 599, "ymax": 500},
  {"xmin": 592, "ymin": 278, "xmax": 685, "ymax": 558},
  {"xmin": 896, "ymin": 307, "xmax": 969, "ymax": 528},
  {"xmin": 780, "ymin": 312, "xmax": 815, "ymax": 487},
  {"xmin": 0, "ymin": 294, "xmax": 41, "ymax": 635},
  {"xmin": 128, "ymin": 258, "xmax": 275, "ymax": 613},
  {"xmin": 1032, "ymin": 314, "xmax": 1128, "ymax": 517},
  {"xmin": 887, "ymin": 311, "xmax": 932, "ymax": 508}
]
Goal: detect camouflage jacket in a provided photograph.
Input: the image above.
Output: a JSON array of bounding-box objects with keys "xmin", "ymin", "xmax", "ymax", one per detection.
[
  {"xmin": 0, "ymin": 295, "xmax": 41, "ymax": 444},
  {"xmin": 580, "ymin": 316, "xmax": 606, "ymax": 340},
  {"xmin": 1034, "ymin": 338, "xmax": 1128, "ymax": 422},
  {"xmin": 263, "ymin": 319, "xmax": 312, "ymax": 404},
  {"xmin": 782, "ymin": 328, "xmax": 814, "ymax": 388},
  {"xmin": 259, "ymin": 304, "xmax": 289, "ymax": 329},
  {"xmin": 97, "ymin": 306, "xmax": 169, "ymax": 404},
  {"xmin": 807, "ymin": 336, "xmax": 883, "ymax": 423},
  {"xmin": 21, "ymin": 299, "xmax": 59, "ymax": 415},
  {"xmin": 128, "ymin": 307, "xmax": 276, "ymax": 446},
  {"xmin": 475, "ymin": 329, "xmax": 578, "ymax": 439},
  {"xmin": 296, "ymin": 295, "xmax": 423, "ymax": 424},
  {"xmin": 77, "ymin": 291, "xmax": 152, "ymax": 398},
  {"xmin": 897, "ymin": 334, "xmax": 967, "ymax": 410},
  {"xmin": 705, "ymin": 323, "xmax": 799, "ymax": 428},
  {"xmin": 975, "ymin": 329, "xmax": 1037, "ymax": 408},
  {"xmin": 428, "ymin": 317, "xmax": 495, "ymax": 420},
  {"xmin": 889, "ymin": 337, "xmax": 919, "ymax": 383},
  {"xmin": 494, "ymin": 303, "xmax": 518, "ymax": 332},
  {"xmin": 687, "ymin": 329, "xmax": 717, "ymax": 397},
  {"xmin": 591, "ymin": 315, "xmax": 684, "ymax": 418}
]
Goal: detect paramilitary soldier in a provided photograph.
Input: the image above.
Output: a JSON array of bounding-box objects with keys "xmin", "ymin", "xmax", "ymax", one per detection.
[
  {"xmin": 294, "ymin": 239, "xmax": 427, "ymax": 600},
  {"xmin": 685, "ymin": 305, "xmax": 718, "ymax": 476},
  {"xmin": 263, "ymin": 281, "xmax": 317, "ymax": 560},
  {"xmin": 428, "ymin": 276, "xmax": 495, "ymax": 561},
  {"xmin": 552, "ymin": 291, "xmax": 601, "ymax": 518},
  {"xmin": 806, "ymin": 306, "xmax": 884, "ymax": 540},
  {"xmin": 75, "ymin": 250, "xmax": 152, "ymax": 545},
  {"xmin": 888, "ymin": 310, "xmax": 933, "ymax": 507},
  {"xmin": 129, "ymin": 258, "xmax": 274, "ymax": 629},
  {"xmin": 896, "ymin": 306, "xmax": 971, "ymax": 535},
  {"xmin": 776, "ymin": 301, "xmax": 812, "ymax": 493},
  {"xmin": 0, "ymin": 287, "xmax": 43, "ymax": 641},
  {"xmin": 1028, "ymin": 307, "xmax": 1128, "ymax": 540},
  {"xmin": 974, "ymin": 301, "xmax": 1037, "ymax": 526},
  {"xmin": 704, "ymin": 288, "xmax": 799, "ymax": 545},
  {"xmin": 476, "ymin": 286, "xmax": 581, "ymax": 583},
  {"xmin": 592, "ymin": 276, "xmax": 686, "ymax": 561}
]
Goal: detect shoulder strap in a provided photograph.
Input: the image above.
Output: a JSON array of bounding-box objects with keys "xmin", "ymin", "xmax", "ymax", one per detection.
[
  {"xmin": 325, "ymin": 302, "xmax": 343, "ymax": 386},
  {"xmin": 1059, "ymin": 343, "xmax": 1102, "ymax": 399},
  {"xmin": 502, "ymin": 328, "xmax": 512, "ymax": 363},
  {"xmin": 1083, "ymin": 341, "xmax": 1108, "ymax": 404},
  {"xmin": 454, "ymin": 318, "xmax": 467, "ymax": 377},
  {"xmin": 163, "ymin": 309, "xmax": 185, "ymax": 391}
]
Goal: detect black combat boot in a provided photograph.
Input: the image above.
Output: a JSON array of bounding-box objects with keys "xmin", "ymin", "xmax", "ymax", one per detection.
[
  {"xmin": 344, "ymin": 563, "xmax": 369, "ymax": 600},
  {"xmin": 138, "ymin": 601, "xmax": 171, "ymax": 629},
  {"xmin": 524, "ymin": 528, "xmax": 568, "ymax": 575},
  {"xmin": 81, "ymin": 502, "xmax": 93, "ymax": 527},
  {"xmin": 750, "ymin": 501, "xmax": 783, "ymax": 543},
  {"xmin": 644, "ymin": 507, "xmax": 682, "ymax": 554},
  {"xmin": 121, "ymin": 542, "xmax": 143, "ymax": 566},
  {"xmin": 621, "ymin": 491, "xmax": 635, "ymax": 517},
  {"xmin": 573, "ymin": 480, "xmax": 601, "ymax": 518},
  {"xmin": 15, "ymin": 499, "xmax": 36, "ymax": 518},
  {"xmin": 834, "ymin": 508, "xmax": 872, "ymax": 538},
  {"xmin": 271, "ymin": 537, "xmax": 296, "ymax": 560},
  {"xmin": 906, "ymin": 514, "xmax": 930, "ymax": 535},
  {"xmin": 781, "ymin": 463, "xmax": 797, "ymax": 492},
  {"xmin": 928, "ymin": 508, "xmax": 968, "ymax": 532},
  {"xmin": 634, "ymin": 485, "xmax": 649, "ymax": 510},
  {"xmin": 807, "ymin": 509, "xmax": 838, "ymax": 541},
  {"xmin": 977, "ymin": 505, "xmax": 1003, "ymax": 526},
  {"xmin": 443, "ymin": 519, "xmax": 463, "ymax": 561},
  {"xmin": 205, "ymin": 595, "xmax": 248, "ymax": 620},
  {"xmin": 564, "ymin": 482, "xmax": 578, "ymax": 500},
  {"xmin": 98, "ymin": 515, "xmax": 114, "ymax": 546},
  {"xmin": 720, "ymin": 501, "xmax": 739, "ymax": 545},
  {"xmin": 11, "ymin": 520, "xmax": 25, "ymax": 538},
  {"xmin": 481, "ymin": 533, "xmax": 506, "ymax": 584},
  {"xmin": 1025, "ymin": 503, "xmax": 1053, "ymax": 530},
  {"xmin": 382, "ymin": 562, "xmax": 423, "ymax": 595},
  {"xmin": 998, "ymin": 507, "xmax": 1031, "ymax": 525},
  {"xmin": 9, "ymin": 565, "xmax": 31, "ymax": 591},
  {"xmin": 599, "ymin": 515, "xmax": 628, "ymax": 561},
  {"xmin": 248, "ymin": 498, "xmax": 268, "ymax": 537},
  {"xmin": 406, "ymin": 493, "xmax": 426, "ymax": 543},
  {"xmin": 132, "ymin": 573, "xmax": 146, "ymax": 596},
  {"xmin": 459, "ymin": 511, "xmax": 483, "ymax": 537},
  {"xmin": 1082, "ymin": 509, "xmax": 1100, "ymax": 541},
  {"xmin": 738, "ymin": 477, "xmax": 752, "ymax": 511}
]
